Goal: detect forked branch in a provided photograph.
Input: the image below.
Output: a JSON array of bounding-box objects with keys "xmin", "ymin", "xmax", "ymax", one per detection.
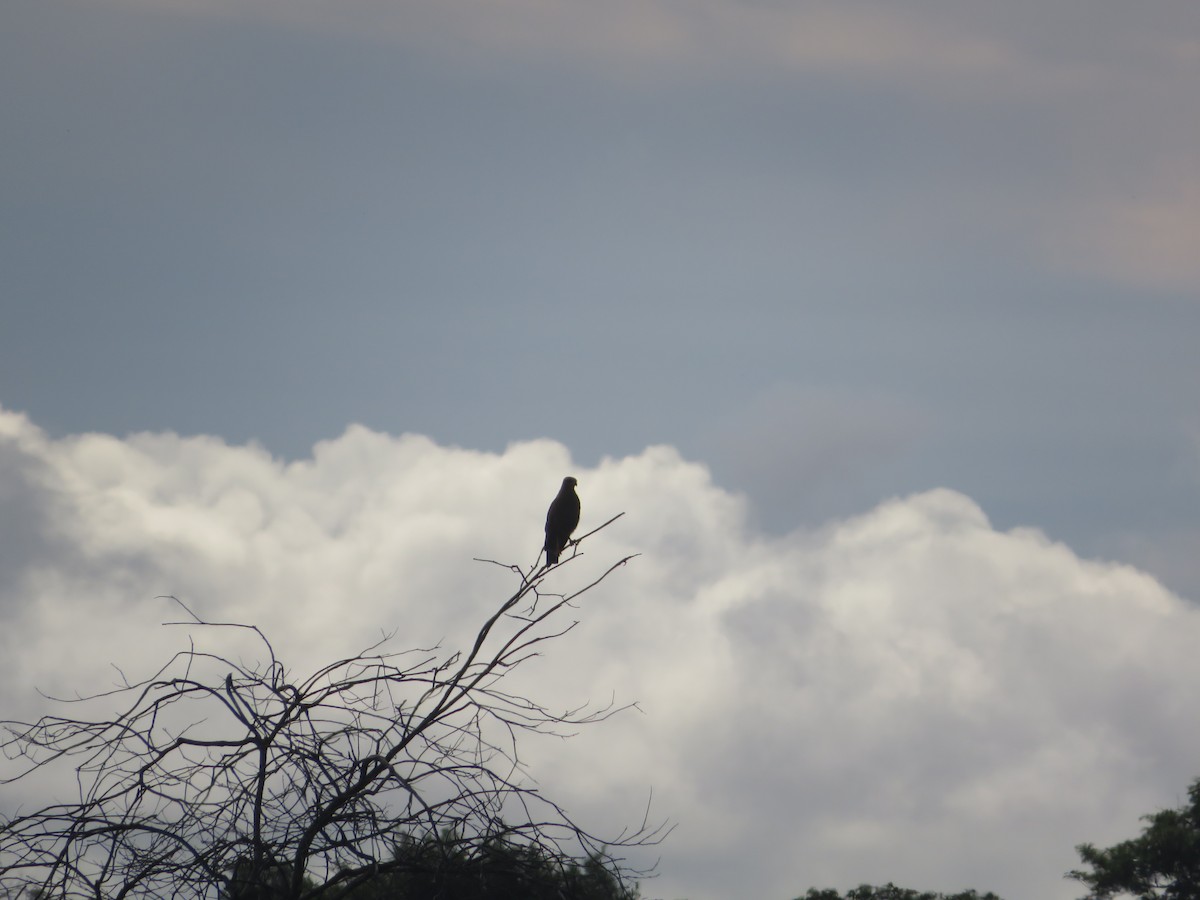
[{"xmin": 0, "ymin": 513, "xmax": 664, "ymax": 899}]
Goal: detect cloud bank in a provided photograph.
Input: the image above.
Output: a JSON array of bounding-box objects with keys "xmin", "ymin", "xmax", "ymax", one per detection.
[{"xmin": 1, "ymin": 405, "xmax": 1198, "ymax": 899}]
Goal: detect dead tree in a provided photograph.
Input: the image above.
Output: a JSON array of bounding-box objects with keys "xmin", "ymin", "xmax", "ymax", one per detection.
[{"xmin": 0, "ymin": 516, "xmax": 662, "ymax": 898}]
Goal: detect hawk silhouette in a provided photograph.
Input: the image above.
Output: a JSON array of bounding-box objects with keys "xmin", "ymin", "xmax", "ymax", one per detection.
[{"xmin": 543, "ymin": 476, "xmax": 580, "ymax": 565}]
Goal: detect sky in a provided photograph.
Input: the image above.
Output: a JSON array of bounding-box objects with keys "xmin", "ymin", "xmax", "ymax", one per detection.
[{"xmin": 2, "ymin": 1, "xmax": 1200, "ymax": 897}]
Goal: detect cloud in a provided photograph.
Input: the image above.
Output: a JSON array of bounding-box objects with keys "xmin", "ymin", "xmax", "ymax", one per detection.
[
  {"xmin": 32, "ymin": 0, "xmax": 1199, "ymax": 301},
  {"xmin": 703, "ymin": 383, "xmax": 927, "ymax": 531},
  {"xmin": 1049, "ymin": 170, "xmax": 1200, "ymax": 293},
  {"xmin": 1, "ymin": 405, "xmax": 1199, "ymax": 899},
  {"xmin": 98, "ymin": 0, "xmax": 1075, "ymax": 92}
]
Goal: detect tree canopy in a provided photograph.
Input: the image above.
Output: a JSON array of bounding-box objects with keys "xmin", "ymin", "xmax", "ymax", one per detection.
[
  {"xmin": 325, "ymin": 830, "xmax": 637, "ymax": 900},
  {"xmin": 798, "ymin": 884, "xmax": 1003, "ymax": 900},
  {"xmin": 0, "ymin": 516, "xmax": 658, "ymax": 899},
  {"xmin": 1070, "ymin": 778, "xmax": 1200, "ymax": 899}
]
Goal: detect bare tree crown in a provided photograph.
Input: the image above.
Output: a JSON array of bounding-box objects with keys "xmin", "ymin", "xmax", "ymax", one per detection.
[{"xmin": 0, "ymin": 514, "xmax": 665, "ymax": 899}]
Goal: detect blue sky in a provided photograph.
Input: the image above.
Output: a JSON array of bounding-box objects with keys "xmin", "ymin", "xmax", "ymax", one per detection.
[
  {"xmin": 2, "ymin": 2, "xmax": 1200, "ymax": 897},
  {"xmin": 5, "ymin": 3, "xmax": 1199, "ymax": 558}
]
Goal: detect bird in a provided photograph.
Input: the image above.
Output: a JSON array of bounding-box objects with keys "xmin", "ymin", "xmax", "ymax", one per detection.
[{"xmin": 543, "ymin": 476, "xmax": 580, "ymax": 566}]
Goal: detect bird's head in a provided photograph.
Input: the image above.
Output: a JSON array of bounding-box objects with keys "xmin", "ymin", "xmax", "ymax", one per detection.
[{"xmin": 563, "ymin": 476, "xmax": 578, "ymax": 489}]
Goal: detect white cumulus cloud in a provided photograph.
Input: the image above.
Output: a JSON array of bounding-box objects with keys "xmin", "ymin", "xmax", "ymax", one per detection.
[{"xmin": 0, "ymin": 405, "xmax": 1197, "ymax": 900}]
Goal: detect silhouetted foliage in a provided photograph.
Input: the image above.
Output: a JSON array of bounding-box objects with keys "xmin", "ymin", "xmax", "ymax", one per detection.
[
  {"xmin": 1070, "ymin": 777, "xmax": 1200, "ymax": 899},
  {"xmin": 798, "ymin": 884, "xmax": 1004, "ymax": 900},
  {"xmin": 326, "ymin": 829, "xmax": 637, "ymax": 899},
  {"xmin": 0, "ymin": 515, "xmax": 661, "ymax": 899}
]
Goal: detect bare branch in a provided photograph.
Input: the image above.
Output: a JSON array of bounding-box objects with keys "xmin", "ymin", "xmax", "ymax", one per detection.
[{"xmin": 0, "ymin": 519, "xmax": 666, "ymax": 899}]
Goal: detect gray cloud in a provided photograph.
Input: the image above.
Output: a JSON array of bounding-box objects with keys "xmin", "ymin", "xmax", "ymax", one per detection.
[{"xmin": 703, "ymin": 383, "xmax": 927, "ymax": 531}]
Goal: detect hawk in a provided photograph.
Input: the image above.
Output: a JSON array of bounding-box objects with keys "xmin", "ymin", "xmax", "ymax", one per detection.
[{"xmin": 543, "ymin": 476, "xmax": 580, "ymax": 565}]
